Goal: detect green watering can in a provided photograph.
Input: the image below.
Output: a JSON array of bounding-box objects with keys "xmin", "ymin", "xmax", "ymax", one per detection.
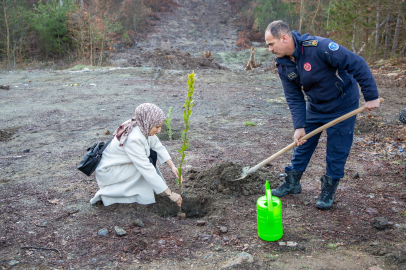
[{"xmin": 257, "ymin": 180, "xmax": 283, "ymax": 241}]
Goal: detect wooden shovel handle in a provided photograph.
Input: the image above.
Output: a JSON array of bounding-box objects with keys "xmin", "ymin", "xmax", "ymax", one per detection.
[{"xmin": 247, "ymin": 98, "xmax": 384, "ymax": 174}]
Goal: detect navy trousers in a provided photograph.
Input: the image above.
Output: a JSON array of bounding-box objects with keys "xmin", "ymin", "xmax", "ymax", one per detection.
[
  {"xmin": 285, "ymin": 101, "xmax": 358, "ymax": 179},
  {"xmin": 149, "ymin": 149, "xmax": 157, "ymax": 168}
]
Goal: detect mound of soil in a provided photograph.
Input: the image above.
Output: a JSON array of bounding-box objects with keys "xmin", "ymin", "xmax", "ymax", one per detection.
[
  {"xmin": 148, "ymin": 162, "xmax": 279, "ymax": 218},
  {"xmin": 156, "ymin": 124, "xmax": 182, "ymax": 141},
  {"xmin": 365, "ymin": 244, "xmax": 406, "ymax": 266},
  {"xmin": 143, "ymin": 48, "xmax": 227, "ymax": 70},
  {"xmin": 107, "ymin": 48, "xmax": 227, "ymax": 70},
  {"xmin": 0, "ymin": 127, "xmax": 19, "ymax": 142},
  {"xmin": 355, "ymin": 116, "xmax": 377, "ymax": 134},
  {"xmin": 186, "ymin": 162, "xmax": 279, "ymax": 196},
  {"xmin": 148, "ymin": 195, "xmax": 211, "ymax": 218}
]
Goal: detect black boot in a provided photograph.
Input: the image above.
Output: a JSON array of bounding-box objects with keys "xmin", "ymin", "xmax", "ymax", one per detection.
[
  {"xmin": 316, "ymin": 175, "xmax": 340, "ymax": 210},
  {"xmin": 271, "ymin": 170, "xmax": 303, "ymax": 197}
]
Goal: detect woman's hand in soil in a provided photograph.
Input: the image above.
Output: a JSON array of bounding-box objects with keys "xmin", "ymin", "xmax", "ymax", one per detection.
[
  {"xmin": 294, "ymin": 128, "xmax": 307, "ymax": 146},
  {"xmin": 169, "ymin": 192, "xmax": 182, "ymax": 207}
]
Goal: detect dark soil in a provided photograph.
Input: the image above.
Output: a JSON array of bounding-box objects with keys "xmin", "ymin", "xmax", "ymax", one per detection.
[
  {"xmin": 0, "ymin": 127, "xmax": 19, "ymax": 142},
  {"xmin": 365, "ymin": 243, "xmax": 406, "ymax": 266},
  {"xmin": 147, "ymin": 195, "xmax": 211, "ymax": 218},
  {"xmin": 355, "ymin": 116, "xmax": 376, "ymax": 134},
  {"xmin": 148, "ymin": 162, "xmax": 279, "ymax": 218},
  {"xmin": 156, "ymin": 124, "xmax": 182, "ymax": 141},
  {"xmin": 186, "ymin": 162, "xmax": 279, "ymax": 196}
]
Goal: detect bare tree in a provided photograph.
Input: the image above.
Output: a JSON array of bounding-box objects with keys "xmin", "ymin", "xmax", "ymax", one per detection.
[
  {"xmin": 384, "ymin": 13, "xmax": 391, "ymax": 58},
  {"xmin": 374, "ymin": 0, "xmax": 380, "ymax": 52},
  {"xmin": 298, "ymin": 0, "xmax": 304, "ymax": 33},
  {"xmin": 1, "ymin": 0, "xmax": 11, "ymax": 65},
  {"xmin": 310, "ymin": 0, "xmax": 321, "ymax": 34},
  {"xmin": 352, "ymin": 23, "xmax": 356, "ymax": 53},
  {"xmin": 325, "ymin": 0, "xmax": 333, "ymax": 29},
  {"xmin": 120, "ymin": 0, "xmax": 150, "ymax": 32},
  {"xmin": 1, "ymin": 0, "xmax": 27, "ymax": 67},
  {"xmin": 391, "ymin": 3, "xmax": 402, "ymax": 54},
  {"xmin": 401, "ymin": 42, "xmax": 406, "ymax": 55}
]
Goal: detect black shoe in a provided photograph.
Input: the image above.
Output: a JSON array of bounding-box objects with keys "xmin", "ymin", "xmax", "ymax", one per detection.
[
  {"xmin": 316, "ymin": 175, "xmax": 340, "ymax": 210},
  {"xmin": 94, "ymin": 201, "xmax": 104, "ymax": 206},
  {"xmin": 271, "ymin": 170, "xmax": 303, "ymax": 197}
]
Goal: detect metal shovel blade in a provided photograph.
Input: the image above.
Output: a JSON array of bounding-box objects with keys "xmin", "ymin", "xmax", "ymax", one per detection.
[{"xmin": 232, "ymin": 166, "xmax": 251, "ymax": 181}]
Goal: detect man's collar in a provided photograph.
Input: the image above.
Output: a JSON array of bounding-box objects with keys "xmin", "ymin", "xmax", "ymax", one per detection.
[{"xmin": 291, "ymin": 31, "xmax": 302, "ymax": 60}]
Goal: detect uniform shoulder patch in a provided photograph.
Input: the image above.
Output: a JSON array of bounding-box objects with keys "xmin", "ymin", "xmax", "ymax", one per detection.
[
  {"xmin": 328, "ymin": 42, "xmax": 339, "ymax": 51},
  {"xmin": 288, "ymin": 72, "xmax": 297, "ymax": 80},
  {"xmin": 302, "ymin": 40, "xmax": 318, "ymax": 46}
]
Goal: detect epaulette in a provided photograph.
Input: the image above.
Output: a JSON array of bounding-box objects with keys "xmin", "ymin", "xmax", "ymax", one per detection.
[
  {"xmin": 302, "ymin": 40, "xmax": 318, "ymax": 46},
  {"xmin": 288, "ymin": 72, "xmax": 297, "ymax": 80}
]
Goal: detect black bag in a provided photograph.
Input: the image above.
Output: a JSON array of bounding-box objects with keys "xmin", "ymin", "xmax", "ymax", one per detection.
[
  {"xmin": 400, "ymin": 108, "xmax": 406, "ymax": 124},
  {"xmin": 77, "ymin": 138, "xmax": 113, "ymax": 176}
]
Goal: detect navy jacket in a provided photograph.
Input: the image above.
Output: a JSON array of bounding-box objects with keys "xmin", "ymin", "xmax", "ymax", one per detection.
[{"xmin": 276, "ymin": 31, "xmax": 379, "ymax": 129}]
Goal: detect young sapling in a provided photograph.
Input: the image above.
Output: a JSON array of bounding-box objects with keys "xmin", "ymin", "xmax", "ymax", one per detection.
[
  {"xmin": 176, "ymin": 71, "xmax": 195, "ymax": 218},
  {"xmin": 165, "ymin": 106, "xmax": 173, "ymax": 140}
]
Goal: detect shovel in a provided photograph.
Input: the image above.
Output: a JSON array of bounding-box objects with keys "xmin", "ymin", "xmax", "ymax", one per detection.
[{"xmin": 233, "ymin": 98, "xmax": 384, "ymax": 181}]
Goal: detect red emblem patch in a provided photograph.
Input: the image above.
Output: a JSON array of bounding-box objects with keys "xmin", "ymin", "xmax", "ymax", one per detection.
[{"xmin": 304, "ymin": 62, "xmax": 312, "ymax": 71}]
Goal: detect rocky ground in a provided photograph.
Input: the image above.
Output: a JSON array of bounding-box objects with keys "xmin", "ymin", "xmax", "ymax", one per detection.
[{"xmin": 1, "ymin": 0, "xmax": 406, "ymax": 269}]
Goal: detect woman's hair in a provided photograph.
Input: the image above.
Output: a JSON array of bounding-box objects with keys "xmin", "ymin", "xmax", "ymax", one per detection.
[
  {"xmin": 265, "ymin": 20, "xmax": 291, "ymax": 39},
  {"xmin": 114, "ymin": 103, "xmax": 166, "ymax": 146}
]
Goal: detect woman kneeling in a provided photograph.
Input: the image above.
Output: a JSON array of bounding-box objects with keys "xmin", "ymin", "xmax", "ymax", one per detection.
[{"xmin": 90, "ymin": 103, "xmax": 182, "ymax": 207}]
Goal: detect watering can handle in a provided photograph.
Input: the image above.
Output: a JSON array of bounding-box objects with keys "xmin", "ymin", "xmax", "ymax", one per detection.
[{"xmin": 265, "ymin": 181, "xmax": 274, "ymax": 213}]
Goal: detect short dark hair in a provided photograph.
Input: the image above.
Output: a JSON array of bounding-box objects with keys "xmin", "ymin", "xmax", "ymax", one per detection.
[{"xmin": 265, "ymin": 20, "xmax": 291, "ymax": 38}]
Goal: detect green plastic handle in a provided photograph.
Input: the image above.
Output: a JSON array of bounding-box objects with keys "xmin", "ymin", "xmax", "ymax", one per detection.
[{"xmin": 265, "ymin": 181, "xmax": 274, "ymax": 213}]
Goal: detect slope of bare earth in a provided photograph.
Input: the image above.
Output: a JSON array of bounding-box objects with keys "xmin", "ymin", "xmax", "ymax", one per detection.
[
  {"xmin": 136, "ymin": 0, "xmax": 240, "ymax": 53},
  {"xmin": 1, "ymin": 0, "xmax": 406, "ymax": 269},
  {"xmin": 106, "ymin": 0, "xmax": 274, "ymax": 71}
]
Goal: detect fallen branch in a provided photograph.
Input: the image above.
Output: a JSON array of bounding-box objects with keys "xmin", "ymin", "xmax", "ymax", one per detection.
[
  {"xmin": 53, "ymin": 209, "xmax": 79, "ymax": 221},
  {"xmin": 21, "ymin": 246, "xmax": 59, "ymax": 253}
]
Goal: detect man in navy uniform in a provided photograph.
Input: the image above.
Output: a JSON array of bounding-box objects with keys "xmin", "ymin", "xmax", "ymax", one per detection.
[{"xmin": 265, "ymin": 20, "xmax": 380, "ymax": 210}]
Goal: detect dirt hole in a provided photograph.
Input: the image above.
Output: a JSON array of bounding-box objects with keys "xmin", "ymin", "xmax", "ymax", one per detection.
[{"xmin": 148, "ymin": 195, "xmax": 211, "ymax": 218}]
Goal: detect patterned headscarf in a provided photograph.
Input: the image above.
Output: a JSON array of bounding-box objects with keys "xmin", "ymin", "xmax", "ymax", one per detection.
[{"xmin": 114, "ymin": 103, "xmax": 166, "ymax": 146}]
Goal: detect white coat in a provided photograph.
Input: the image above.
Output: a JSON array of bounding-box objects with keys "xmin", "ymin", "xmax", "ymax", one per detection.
[{"xmin": 89, "ymin": 126, "xmax": 171, "ymax": 206}]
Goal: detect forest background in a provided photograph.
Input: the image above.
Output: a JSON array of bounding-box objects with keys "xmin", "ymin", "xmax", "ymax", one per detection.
[{"xmin": 1, "ymin": 0, "xmax": 405, "ymax": 69}]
